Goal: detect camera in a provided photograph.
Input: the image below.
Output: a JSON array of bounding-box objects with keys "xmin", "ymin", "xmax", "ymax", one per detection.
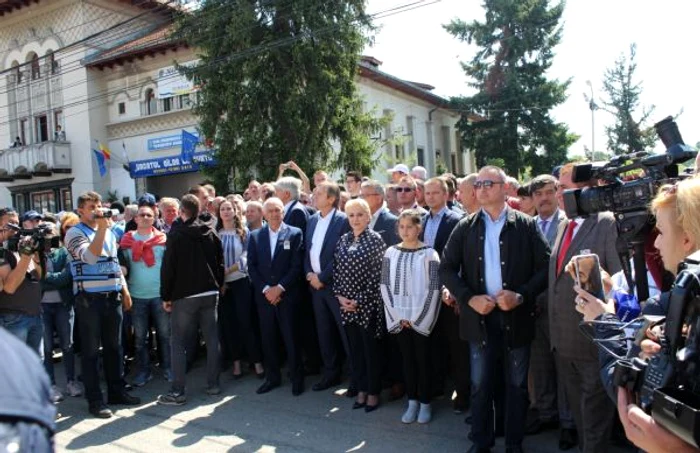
[
  {"xmin": 612, "ymin": 250, "xmax": 700, "ymax": 448},
  {"xmin": 563, "ymin": 117, "xmax": 697, "ymax": 219},
  {"xmin": 6, "ymin": 223, "xmax": 58, "ymax": 254},
  {"xmin": 93, "ymin": 208, "xmax": 118, "ymax": 219}
]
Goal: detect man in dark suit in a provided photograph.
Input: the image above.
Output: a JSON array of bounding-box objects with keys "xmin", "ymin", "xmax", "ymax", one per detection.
[
  {"xmin": 304, "ymin": 182, "xmax": 351, "ymax": 391},
  {"xmin": 360, "ymin": 180, "xmax": 399, "ymax": 247},
  {"xmin": 248, "ymin": 197, "xmax": 306, "ymax": 396},
  {"xmin": 420, "ymin": 177, "xmax": 468, "ymax": 411},
  {"xmin": 548, "ymin": 164, "xmax": 621, "ymax": 453},
  {"xmin": 275, "ymin": 176, "xmax": 321, "ymax": 374},
  {"xmin": 440, "ymin": 166, "xmax": 550, "ymax": 453}
]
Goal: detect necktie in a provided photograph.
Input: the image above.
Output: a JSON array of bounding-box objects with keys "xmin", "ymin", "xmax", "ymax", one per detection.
[
  {"xmin": 556, "ymin": 220, "xmax": 578, "ymax": 275},
  {"xmin": 539, "ymin": 219, "xmax": 549, "ymax": 236}
]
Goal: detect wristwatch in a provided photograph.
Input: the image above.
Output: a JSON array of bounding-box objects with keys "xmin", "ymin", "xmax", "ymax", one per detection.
[{"xmin": 516, "ymin": 293, "xmax": 524, "ymax": 305}]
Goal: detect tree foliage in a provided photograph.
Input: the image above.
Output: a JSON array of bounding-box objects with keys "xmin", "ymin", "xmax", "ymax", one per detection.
[
  {"xmin": 445, "ymin": 0, "xmax": 577, "ymax": 177},
  {"xmin": 600, "ymin": 43, "xmax": 657, "ymax": 155},
  {"xmin": 176, "ymin": 0, "xmax": 385, "ymax": 190}
]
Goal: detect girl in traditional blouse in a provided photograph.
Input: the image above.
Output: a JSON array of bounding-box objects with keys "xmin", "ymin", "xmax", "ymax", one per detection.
[
  {"xmin": 217, "ymin": 200, "xmax": 264, "ymax": 379},
  {"xmin": 333, "ymin": 198, "xmax": 386, "ymax": 412},
  {"xmin": 380, "ymin": 210, "xmax": 441, "ymax": 424}
]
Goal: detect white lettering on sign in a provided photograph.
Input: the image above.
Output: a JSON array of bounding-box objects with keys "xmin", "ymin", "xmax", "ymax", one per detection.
[{"xmin": 135, "ymin": 161, "xmax": 162, "ymax": 172}]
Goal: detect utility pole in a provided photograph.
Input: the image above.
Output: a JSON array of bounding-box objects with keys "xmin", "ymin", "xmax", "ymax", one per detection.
[{"xmin": 584, "ymin": 80, "xmax": 599, "ymax": 160}]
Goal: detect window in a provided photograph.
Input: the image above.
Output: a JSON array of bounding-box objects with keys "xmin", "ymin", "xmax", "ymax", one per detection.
[
  {"xmin": 178, "ymin": 94, "xmax": 191, "ymax": 109},
  {"xmin": 35, "ymin": 115, "xmax": 48, "ymax": 142},
  {"xmin": 394, "ymin": 144, "xmax": 402, "ymax": 160},
  {"xmin": 19, "ymin": 119, "xmax": 28, "ymax": 145},
  {"xmin": 162, "ymin": 96, "xmax": 172, "ymax": 112},
  {"xmin": 145, "ymin": 88, "xmax": 156, "ymax": 115},
  {"xmin": 60, "ymin": 188, "xmax": 73, "ymax": 211},
  {"xmin": 118, "ymin": 102, "xmax": 126, "ymax": 115},
  {"xmin": 32, "ymin": 190, "xmax": 56, "ymax": 213},
  {"xmin": 54, "ymin": 110, "xmax": 63, "ymax": 129},
  {"xmin": 46, "ymin": 51, "xmax": 58, "ymax": 75},
  {"xmin": 417, "ymin": 147, "xmax": 425, "ymax": 167},
  {"xmin": 31, "ymin": 54, "xmax": 40, "ymax": 80}
]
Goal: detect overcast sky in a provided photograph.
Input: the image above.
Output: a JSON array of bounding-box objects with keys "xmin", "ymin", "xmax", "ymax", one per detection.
[{"xmin": 365, "ymin": 0, "xmax": 700, "ymax": 157}]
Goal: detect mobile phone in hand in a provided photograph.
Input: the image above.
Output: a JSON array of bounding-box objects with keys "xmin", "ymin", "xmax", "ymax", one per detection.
[{"xmin": 573, "ymin": 254, "xmax": 605, "ymax": 301}]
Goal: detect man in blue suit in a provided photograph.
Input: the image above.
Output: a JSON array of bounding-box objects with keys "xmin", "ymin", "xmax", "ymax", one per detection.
[
  {"xmin": 420, "ymin": 177, "xmax": 469, "ymax": 411},
  {"xmin": 248, "ymin": 197, "xmax": 305, "ymax": 396},
  {"xmin": 361, "ymin": 180, "xmax": 399, "ymax": 246},
  {"xmin": 276, "ymin": 176, "xmax": 309, "ymax": 234},
  {"xmin": 304, "ymin": 182, "xmax": 351, "ymax": 391}
]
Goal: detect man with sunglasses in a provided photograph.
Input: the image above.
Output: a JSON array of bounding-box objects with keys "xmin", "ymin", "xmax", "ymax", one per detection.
[
  {"xmin": 396, "ymin": 176, "xmax": 428, "ymax": 215},
  {"xmin": 440, "ymin": 166, "xmax": 550, "ymax": 453}
]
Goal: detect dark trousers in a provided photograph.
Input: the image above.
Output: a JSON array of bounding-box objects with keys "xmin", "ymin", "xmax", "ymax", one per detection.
[
  {"xmin": 469, "ymin": 338, "xmax": 531, "ymax": 449},
  {"xmin": 311, "ymin": 288, "xmax": 350, "ymax": 381},
  {"xmin": 75, "ymin": 293, "xmax": 123, "ymax": 404},
  {"xmin": 218, "ymin": 279, "xmax": 262, "ymax": 364},
  {"xmin": 345, "ymin": 323, "xmax": 381, "ymax": 395},
  {"xmin": 42, "ymin": 302, "xmax": 76, "ymax": 384},
  {"xmin": 170, "ymin": 294, "xmax": 220, "ymax": 393},
  {"xmin": 300, "ymin": 287, "xmax": 322, "ymax": 371},
  {"xmin": 557, "ymin": 355, "xmax": 615, "ymax": 453},
  {"xmin": 256, "ymin": 292, "xmax": 302, "ymax": 384},
  {"xmin": 132, "ymin": 297, "xmax": 170, "ymax": 376},
  {"xmin": 396, "ymin": 329, "xmax": 431, "ymax": 404},
  {"xmin": 443, "ymin": 306, "xmax": 470, "ymax": 402}
]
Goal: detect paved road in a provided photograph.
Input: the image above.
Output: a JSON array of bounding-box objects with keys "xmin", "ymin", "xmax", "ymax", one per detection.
[{"xmin": 54, "ymin": 363, "xmax": 629, "ymax": 452}]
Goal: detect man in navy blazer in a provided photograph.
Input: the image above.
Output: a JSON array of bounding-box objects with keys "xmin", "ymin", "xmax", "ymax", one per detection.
[
  {"xmin": 248, "ymin": 197, "xmax": 305, "ymax": 396},
  {"xmin": 304, "ymin": 182, "xmax": 351, "ymax": 391},
  {"xmin": 420, "ymin": 177, "xmax": 470, "ymax": 411},
  {"xmin": 276, "ymin": 176, "xmax": 309, "ymax": 235},
  {"xmin": 361, "ymin": 180, "xmax": 400, "ymax": 246}
]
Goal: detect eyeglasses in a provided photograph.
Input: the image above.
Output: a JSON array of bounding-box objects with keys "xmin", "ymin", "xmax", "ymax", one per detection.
[
  {"xmin": 474, "ymin": 180, "xmax": 505, "ymax": 189},
  {"xmin": 138, "ymin": 213, "xmax": 154, "ymax": 218},
  {"xmin": 395, "ymin": 187, "xmax": 414, "ymax": 193}
]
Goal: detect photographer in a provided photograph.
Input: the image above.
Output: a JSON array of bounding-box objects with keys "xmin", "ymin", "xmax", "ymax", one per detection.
[
  {"xmin": 573, "ymin": 177, "xmax": 700, "ymax": 453},
  {"xmin": 65, "ymin": 191, "xmax": 139, "ymax": 418},
  {"xmin": 0, "ymin": 217, "xmax": 44, "ymax": 356}
]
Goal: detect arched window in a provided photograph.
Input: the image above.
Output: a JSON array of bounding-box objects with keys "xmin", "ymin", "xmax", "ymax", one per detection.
[
  {"xmin": 45, "ymin": 50, "xmax": 58, "ymax": 75},
  {"xmin": 10, "ymin": 61, "xmax": 21, "ymax": 84},
  {"xmin": 145, "ymin": 88, "xmax": 156, "ymax": 115},
  {"xmin": 29, "ymin": 53, "xmax": 40, "ymax": 80}
]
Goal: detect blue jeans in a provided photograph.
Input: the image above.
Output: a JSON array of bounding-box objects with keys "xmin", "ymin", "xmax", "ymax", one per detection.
[
  {"xmin": 469, "ymin": 338, "xmax": 531, "ymax": 449},
  {"xmin": 0, "ymin": 313, "xmax": 44, "ymax": 358},
  {"xmin": 42, "ymin": 302, "xmax": 76, "ymax": 384},
  {"xmin": 132, "ymin": 297, "xmax": 171, "ymax": 376}
]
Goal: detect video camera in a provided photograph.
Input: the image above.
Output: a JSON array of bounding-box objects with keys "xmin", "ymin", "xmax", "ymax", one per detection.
[
  {"xmin": 612, "ymin": 250, "xmax": 700, "ymax": 448},
  {"xmin": 93, "ymin": 208, "xmax": 118, "ymax": 219},
  {"xmin": 6, "ymin": 223, "xmax": 58, "ymax": 254}
]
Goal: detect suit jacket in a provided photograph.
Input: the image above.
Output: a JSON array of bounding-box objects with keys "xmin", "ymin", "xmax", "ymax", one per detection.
[
  {"xmin": 535, "ymin": 209, "xmax": 564, "ymax": 247},
  {"xmin": 284, "ymin": 200, "xmax": 309, "ymax": 235},
  {"xmin": 419, "ymin": 208, "xmax": 462, "ymax": 256},
  {"xmin": 548, "ymin": 212, "xmax": 622, "ymax": 360},
  {"xmin": 247, "ymin": 224, "xmax": 304, "ymax": 297},
  {"xmin": 372, "ymin": 209, "xmax": 399, "ymax": 246},
  {"xmin": 304, "ymin": 209, "xmax": 350, "ymax": 286},
  {"xmin": 439, "ymin": 207, "xmax": 551, "ymax": 348}
]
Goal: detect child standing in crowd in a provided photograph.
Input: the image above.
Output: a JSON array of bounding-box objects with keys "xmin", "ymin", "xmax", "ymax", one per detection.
[{"xmin": 380, "ymin": 210, "xmax": 441, "ymax": 424}]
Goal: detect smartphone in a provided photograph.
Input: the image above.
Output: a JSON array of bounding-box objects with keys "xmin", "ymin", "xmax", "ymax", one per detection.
[{"xmin": 573, "ymin": 254, "xmax": 605, "ymax": 301}]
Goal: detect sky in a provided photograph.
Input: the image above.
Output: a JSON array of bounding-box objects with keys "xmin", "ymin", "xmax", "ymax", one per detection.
[{"xmin": 365, "ymin": 0, "xmax": 700, "ymax": 157}]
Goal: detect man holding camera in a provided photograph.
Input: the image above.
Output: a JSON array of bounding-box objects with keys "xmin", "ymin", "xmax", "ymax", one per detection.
[
  {"xmin": 0, "ymin": 216, "xmax": 44, "ymax": 355},
  {"xmin": 65, "ymin": 191, "xmax": 139, "ymax": 418}
]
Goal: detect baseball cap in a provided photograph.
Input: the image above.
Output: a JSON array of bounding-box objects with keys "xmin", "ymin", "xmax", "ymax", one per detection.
[
  {"xmin": 387, "ymin": 164, "xmax": 409, "ymax": 175},
  {"xmin": 137, "ymin": 193, "xmax": 157, "ymax": 207},
  {"xmin": 22, "ymin": 210, "xmax": 42, "ymax": 222}
]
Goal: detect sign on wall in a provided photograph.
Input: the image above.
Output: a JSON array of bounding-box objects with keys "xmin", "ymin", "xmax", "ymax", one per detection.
[
  {"xmin": 156, "ymin": 60, "xmax": 198, "ymax": 99},
  {"xmin": 146, "ymin": 131, "xmax": 199, "ymax": 152},
  {"xmin": 128, "ymin": 150, "xmax": 215, "ymax": 178}
]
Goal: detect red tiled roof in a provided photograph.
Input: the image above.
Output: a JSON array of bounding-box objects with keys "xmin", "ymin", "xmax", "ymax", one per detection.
[{"xmin": 87, "ymin": 24, "xmax": 186, "ymax": 68}]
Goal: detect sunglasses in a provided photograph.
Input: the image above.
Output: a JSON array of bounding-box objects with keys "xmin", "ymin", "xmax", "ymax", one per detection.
[
  {"xmin": 138, "ymin": 213, "xmax": 154, "ymax": 218},
  {"xmin": 474, "ymin": 180, "xmax": 505, "ymax": 189},
  {"xmin": 395, "ymin": 187, "xmax": 414, "ymax": 193}
]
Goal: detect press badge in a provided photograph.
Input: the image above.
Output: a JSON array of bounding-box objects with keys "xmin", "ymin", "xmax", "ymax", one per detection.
[{"xmin": 284, "ymin": 240, "xmax": 291, "ymax": 250}]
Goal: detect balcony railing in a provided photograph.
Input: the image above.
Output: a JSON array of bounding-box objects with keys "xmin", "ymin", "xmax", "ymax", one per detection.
[{"xmin": 0, "ymin": 141, "xmax": 72, "ymax": 182}]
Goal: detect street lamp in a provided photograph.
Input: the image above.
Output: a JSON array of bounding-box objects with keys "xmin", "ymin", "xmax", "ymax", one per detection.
[{"xmin": 584, "ymin": 80, "xmax": 599, "ymax": 160}]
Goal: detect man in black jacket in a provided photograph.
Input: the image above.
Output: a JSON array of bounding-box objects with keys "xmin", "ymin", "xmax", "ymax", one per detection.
[
  {"xmin": 439, "ymin": 166, "xmax": 550, "ymax": 453},
  {"xmin": 157, "ymin": 194, "xmax": 224, "ymax": 406}
]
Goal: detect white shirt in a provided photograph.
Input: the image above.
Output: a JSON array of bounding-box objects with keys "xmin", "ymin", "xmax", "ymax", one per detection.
[
  {"xmin": 268, "ymin": 223, "xmax": 285, "ymax": 260},
  {"xmin": 570, "ymin": 216, "xmax": 585, "ymax": 239},
  {"xmin": 310, "ymin": 209, "xmax": 335, "ymax": 274},
  {"xmin": 283, "ymin": 200, "xmax": 295, "ymax": 216}
]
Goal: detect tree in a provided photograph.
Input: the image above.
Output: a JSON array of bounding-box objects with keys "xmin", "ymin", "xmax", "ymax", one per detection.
[
  {"xmin": 445, "ymin": 0, "xmax": 577, "ymax": 177},
  {"xmin": 600, "ymin": 43, "xmax": 656, "ymax": 155},
  {"xmin": 176, "ymin": 0, "xmax": 385, "ymax": 190}
]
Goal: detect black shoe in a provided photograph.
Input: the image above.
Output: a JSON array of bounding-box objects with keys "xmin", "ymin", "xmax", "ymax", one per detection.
[
  {"xmin": 107, "ymin": 393, "xmax": 141, "ymax": 406},
  {"xmin": 559, "ymin": 428, "xmax": 578, "ymax": 451},
  {"xmin": 505, "ymin": 446, "xmax": 523, "ymax": 453},
  {"xmin": 364, "ymin": 403, "xmax": 379, "ymax": 413},
  {"xmin": 352, "ymin": 401, "xmax": 365, "ymax": 410},
  {"xmin": 312, "ymin": 377, "xmax": 341, "ymax": 392},
  {"xmin": 345, "ymin": 386, "xmax": 358, "ymax": 398},
  {"xmin": 466, "ymin": 445, "xmax": 490, "ymax": 453},
  {"xmin": 88, "ymin": 402, "xmax": 113, "ymax": 418},
  {"xmin": 292, "ymin": 380, "xmax": 305, "ymax": 396},
  {"xmin": 256, "ymin": 380, "xmax": 280, "ymax": 395}
]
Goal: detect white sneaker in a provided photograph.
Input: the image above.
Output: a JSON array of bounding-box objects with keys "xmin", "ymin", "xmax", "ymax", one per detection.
[
  {"xmin": 50, "ymin": 385, "xmax": 65, "ymax": 403},
  {"xmin": 417, "ymin": 402, "xmax": 432, "ymax": 424},
  {"xmin": 401, "ymin": 399, "xmax": 419, "ymax": 424},
  {"xmin": 66, "ymin": 380, "xmax": 83, "ymax": 397}
]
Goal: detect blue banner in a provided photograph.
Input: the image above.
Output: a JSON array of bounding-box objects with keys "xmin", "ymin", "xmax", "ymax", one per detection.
[
  {"xmin": 128, "ymin": 151, "xmax": 216, "ymax": 178},
  {"xmin": 181, "ymin": 129, "xmax": 198, "ymax": 163},
  {"xmin": 147, "ymin": 132, "xmax": 199, "ymax": 152}
]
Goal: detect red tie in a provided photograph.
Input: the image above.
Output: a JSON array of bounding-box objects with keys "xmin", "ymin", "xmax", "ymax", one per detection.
[{"xmin": 556, "ymin": 220, "xmax": 578, "ymax": 275}]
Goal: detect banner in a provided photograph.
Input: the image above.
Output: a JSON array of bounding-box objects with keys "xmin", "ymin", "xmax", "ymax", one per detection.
[
  {"xmin": 156, "ymin": 61, "xmax": 198, "ymax": 99},
  {"xmin": 128, "ymin": 151, "xmax": 215, "ymax": 178}
]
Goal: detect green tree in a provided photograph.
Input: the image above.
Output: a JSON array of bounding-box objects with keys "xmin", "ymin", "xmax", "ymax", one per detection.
[
  {"xmin": 445, "ymin": 0, "xmax": 577, "ymax": 177},
  {"xmin": 600, "ymin": 43, "xmax": 656, "ymax": 155},
  {"xmin": 176, "ymin": 0, "xmax": 385, "ymax": 190}
]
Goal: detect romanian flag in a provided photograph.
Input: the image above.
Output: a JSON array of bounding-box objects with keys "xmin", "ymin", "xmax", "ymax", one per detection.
[{"xmin": 99, "ymin": 142, "xmax": 111, "ymax": 160}]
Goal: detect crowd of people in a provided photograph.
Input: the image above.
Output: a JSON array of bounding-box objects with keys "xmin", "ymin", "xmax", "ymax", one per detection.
[{"xmin": 0, "ymin": 159, "xmax": 699, "ymax": 453}]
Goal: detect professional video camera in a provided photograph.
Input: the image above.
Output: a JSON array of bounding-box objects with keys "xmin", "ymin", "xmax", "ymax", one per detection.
[
  {"xmin": 93, "ymin": 208, "xmax": 118, "ymax": 219},
  {"xmin": 563, "ymin": 116, "xmax": 697, "ymax": 301},
  {"xmin": 6, "ymin": 223, "xmax": 58, "ymax": 254},
  {"xmin": 612, "ymin": 250, "xmax": 700, "ymax": 448}
]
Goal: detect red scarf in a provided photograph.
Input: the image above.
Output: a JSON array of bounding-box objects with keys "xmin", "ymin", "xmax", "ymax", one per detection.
[{"xmin": 120, "ymin": 228, "xmax": 167, "ymax": 267}]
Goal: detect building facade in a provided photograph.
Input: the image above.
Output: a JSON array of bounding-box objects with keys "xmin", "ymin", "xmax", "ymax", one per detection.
[{"xmin": 0, "ymin": 0, "xmax": 471, "ymax": 212}]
